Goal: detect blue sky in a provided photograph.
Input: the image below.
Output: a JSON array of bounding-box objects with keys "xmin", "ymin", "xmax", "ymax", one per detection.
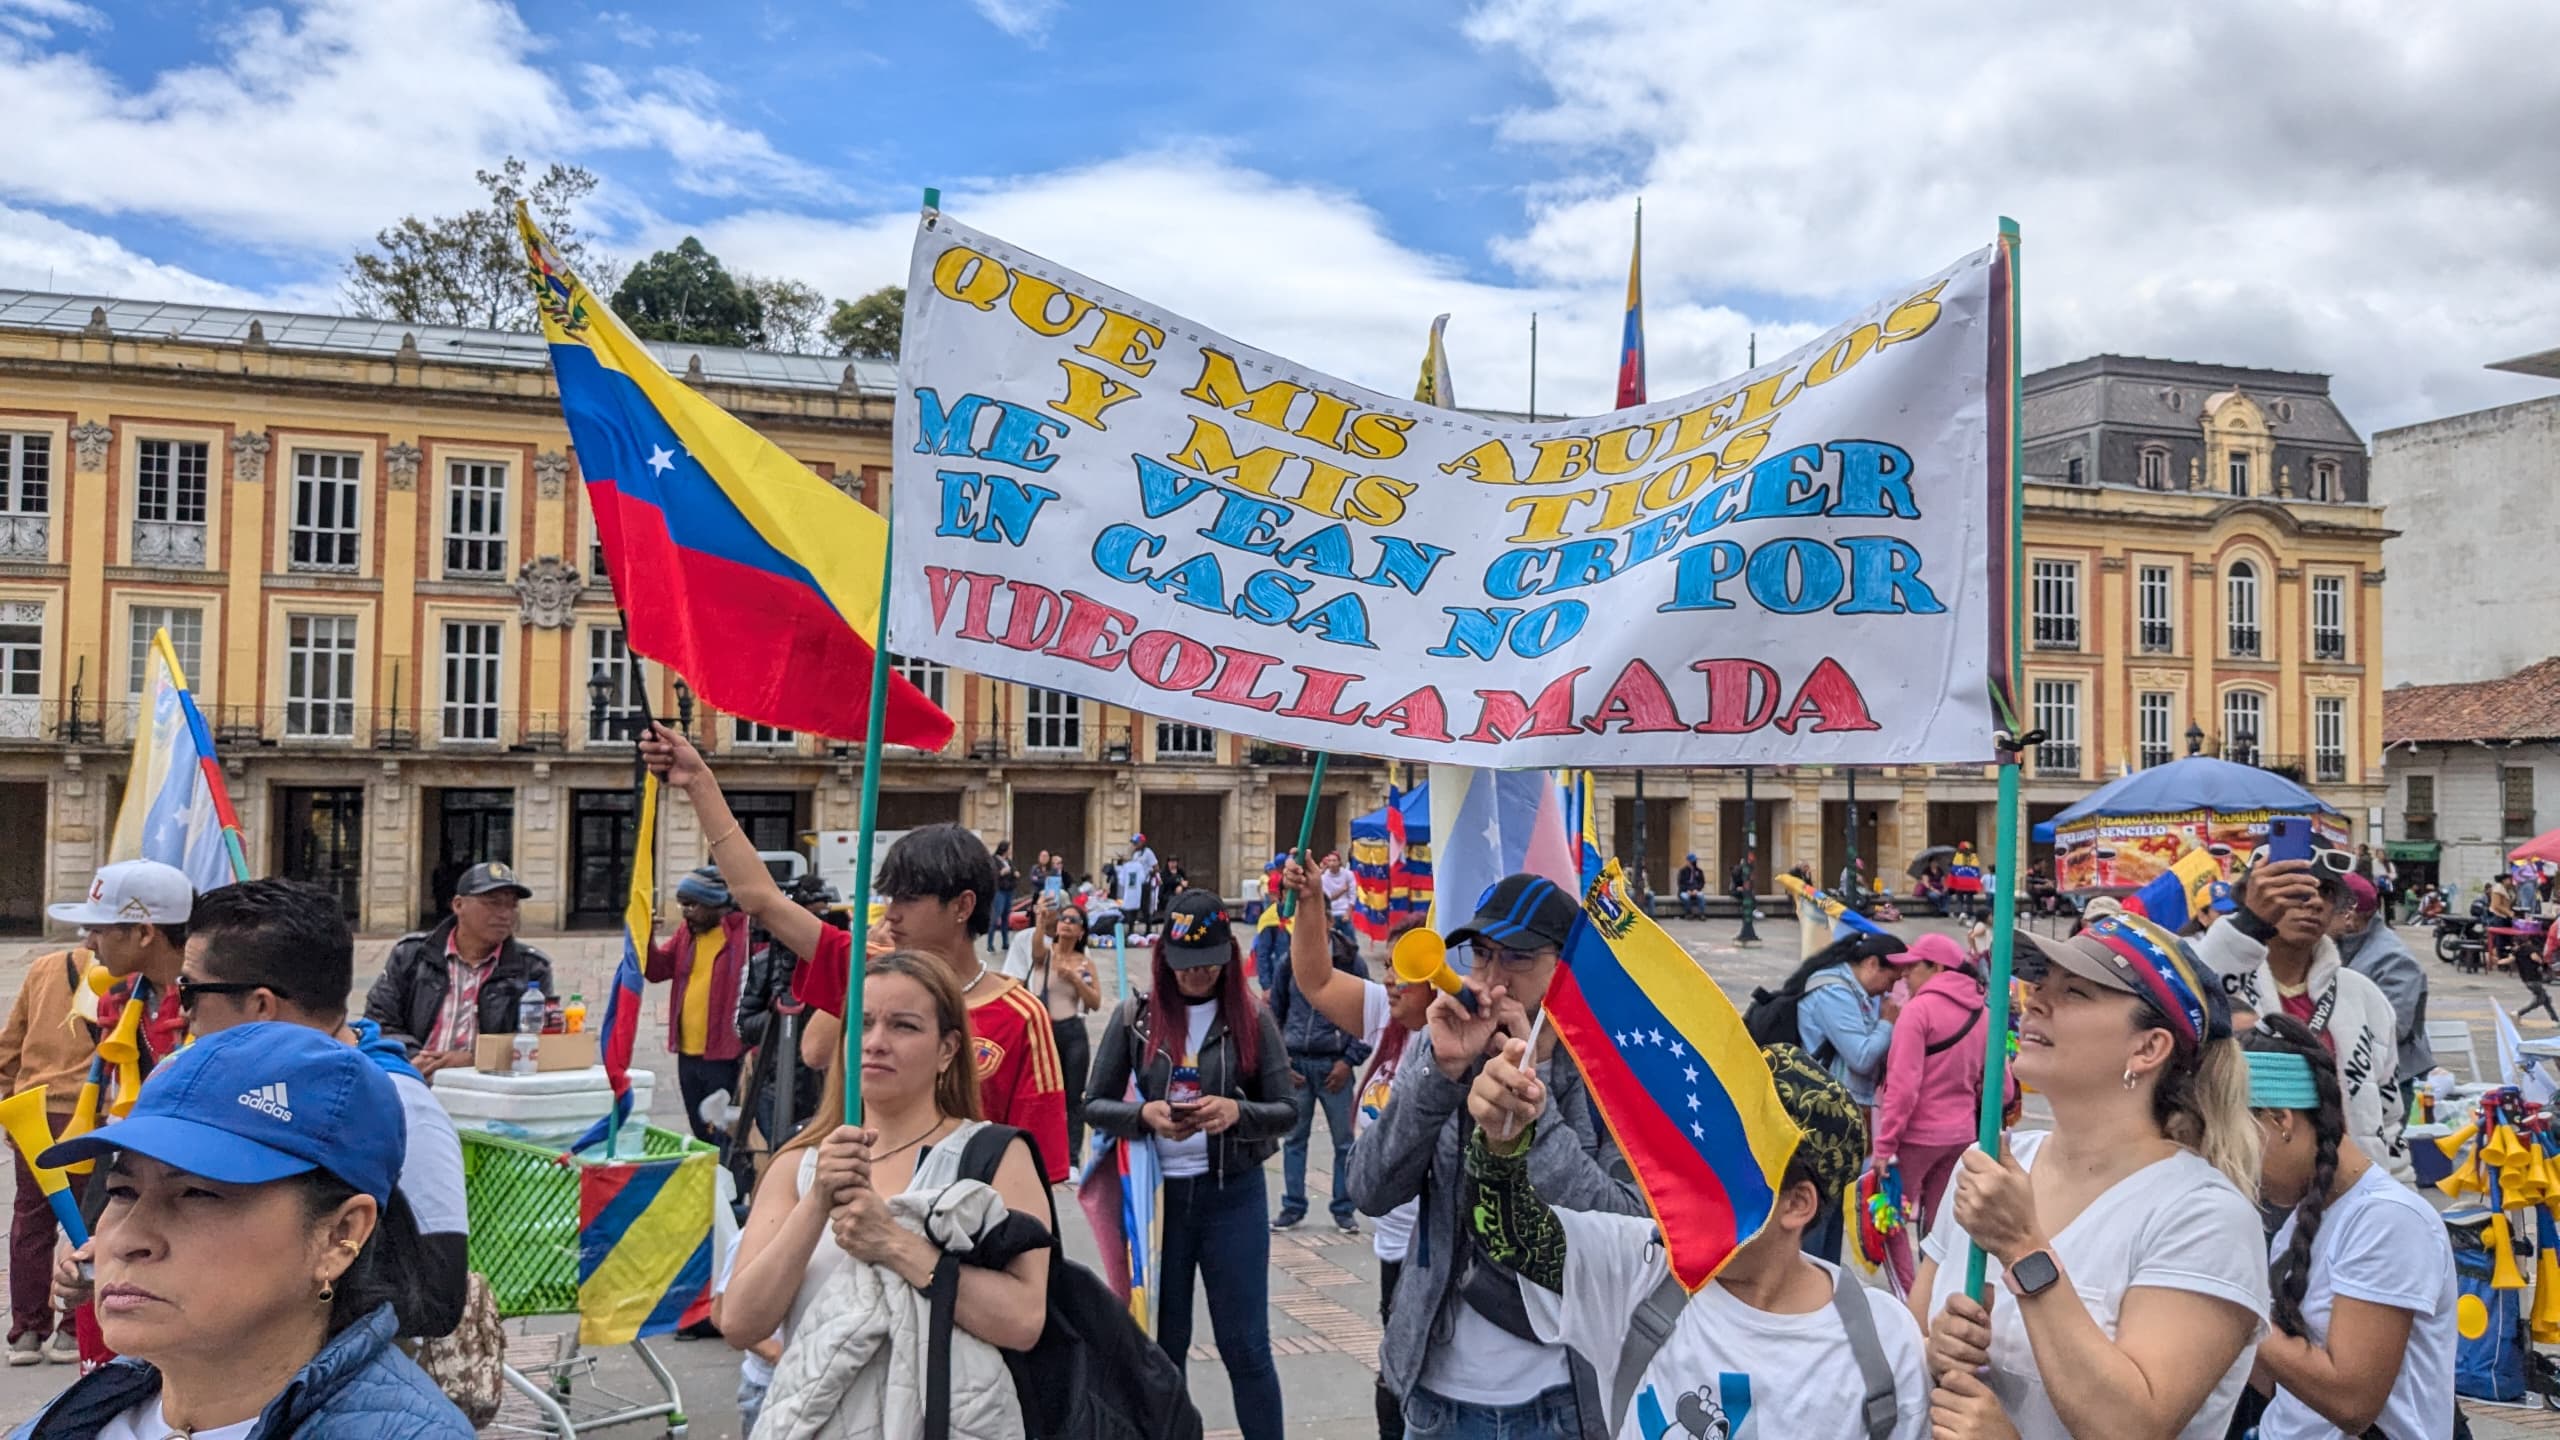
[{"xmin": 2, "ymin": 0, "xmax": 2556, "ymax": 427}]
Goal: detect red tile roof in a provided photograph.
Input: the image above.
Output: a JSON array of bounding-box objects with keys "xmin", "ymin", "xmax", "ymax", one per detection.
[{"xmin": 2385, "ymin": 657, "xmax": 2560, "ymax": 744}]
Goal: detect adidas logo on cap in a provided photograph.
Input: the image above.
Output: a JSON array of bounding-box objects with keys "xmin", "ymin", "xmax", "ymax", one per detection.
[{"xmin": 237, "ymin": 1083, "xmax": 293, "ymax": 1122}]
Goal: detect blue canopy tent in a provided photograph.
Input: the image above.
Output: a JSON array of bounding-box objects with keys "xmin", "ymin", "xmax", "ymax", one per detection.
[
  {"xmin": 1349, "ymin": 785, "xmax": 1432, "ymax": 941},
  {"xmin": 2050, "ymin": 756, "xmax": 2343, "ymax": 830},
  {"xmin": 2047, "ymin": 756, "xmax": 2344, "ymax": 891}
]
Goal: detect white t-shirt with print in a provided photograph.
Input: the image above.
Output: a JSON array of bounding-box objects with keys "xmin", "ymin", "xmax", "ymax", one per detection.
[
  {"xmin": 1920, "ymin": 1129, "xmax": 2270, "ymax": 1440},
  {"xmin": 2259, "ymin": 1166, "xmax": 2456, "ymax": 1440},
  {"xmin": 1156, "ymin": 1001, "xmax": 1220, "ymax": 1179},
  {"xmin": 1347, "ymin": 978, "xmax": 1421, "ymax": 1263},
  {"xmin": 97, "ymin": 1399, "xmax": 258, "ymax": 1440},
  {"xmin": 1523, "ymin": 1209, "xmax": 1928, "ymax": 1440}
]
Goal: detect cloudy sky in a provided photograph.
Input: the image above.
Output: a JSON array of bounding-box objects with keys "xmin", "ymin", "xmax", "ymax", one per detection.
[{"xmin": 2, "ymin": 0, "xmax": 2555, "ymax": 431}]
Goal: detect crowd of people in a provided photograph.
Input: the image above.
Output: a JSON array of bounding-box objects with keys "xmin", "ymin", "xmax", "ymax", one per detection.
[{"xmin": 0, "ymin": 776, "xmax": 2485, "ymax": 1438}]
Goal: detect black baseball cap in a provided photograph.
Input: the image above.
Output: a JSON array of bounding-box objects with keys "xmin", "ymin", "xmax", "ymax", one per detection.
[
  {"xmin": 1160, "ymin": 889, "xmax": 1235, "ymax": 969},
  {"xmin": 455, "ymin": 862, "xmax": 533, "ymax": 899},
  {"xmin": 1447, "ymin": 874, "xmax": 1580, "ymax": 953}
]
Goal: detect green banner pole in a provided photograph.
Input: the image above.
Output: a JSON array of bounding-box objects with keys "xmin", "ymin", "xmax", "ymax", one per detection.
[
  {"xmin": 1965, "ymin": 217, "xmax": 2028, "ymax": 1304},
  {"xmin": 842, "ymin": 463, "xmax": 905, "ymax": 1126},
  {"xmin": 1277, "ymin": 753, "xmax": 1331, "ymax": 919}
]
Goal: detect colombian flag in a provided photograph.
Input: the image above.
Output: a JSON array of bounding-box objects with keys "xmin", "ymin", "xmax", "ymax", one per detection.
[
  {"xmin": 1548, "ymin": 860, "xmax": 1801, "ymax": 1291},
  {"xmin": 1615, "ymin": 205, "xmax": 1645, "ymax": 411},
  {"xmin": 517, "ymin": 209, "xmax": 953, "ymax": 749},
  {"xmin": 577, "ymin": 1148, "xmax": 716, "ymax": 1345}
]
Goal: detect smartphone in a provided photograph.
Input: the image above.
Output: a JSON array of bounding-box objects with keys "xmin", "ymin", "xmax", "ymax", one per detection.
[
  {"xmin": 1044, "ymin": 874, "xmax": 1066, "ymax": 898},
  {"xmin": 2267, "ymin": 816, "xmax": 2312, "ymax": 864},
  {"xmin": 1167, "ymin": 1064, "xmax": 1203, "ymax": 1113}
]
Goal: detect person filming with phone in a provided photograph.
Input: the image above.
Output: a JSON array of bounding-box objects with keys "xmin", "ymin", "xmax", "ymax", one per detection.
[{"xmin": 2193, "ymin": 821, "xmax": 2409, "ymax": 1184}]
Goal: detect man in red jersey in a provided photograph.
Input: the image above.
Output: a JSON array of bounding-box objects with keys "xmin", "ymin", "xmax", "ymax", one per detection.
[{"xmin": 638, "ymin": 724, "xmax": 1069, "ymax": 1181}]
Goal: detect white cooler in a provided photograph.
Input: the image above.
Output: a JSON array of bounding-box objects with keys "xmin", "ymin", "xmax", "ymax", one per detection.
[{"xmin": 430, "ymin": 1065, "xmax": 658, "ymax": 1155}]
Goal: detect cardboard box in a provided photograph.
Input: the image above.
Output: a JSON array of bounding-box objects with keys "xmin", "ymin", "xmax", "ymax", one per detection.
[{"xmin": 473, "ymin": 1032, "xmax": 589, "ymax": 1075}]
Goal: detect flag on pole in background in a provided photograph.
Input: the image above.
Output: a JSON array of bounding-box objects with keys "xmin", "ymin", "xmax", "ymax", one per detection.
[
  {"xmin": 577, "ymin": 1147, "xmax": 716, "ymax": 1345},
  {"xmin": 1414, "ymin": 314, "xmax": 1455, "ymax": 409},
  {"xmin": 572, "ymin": 772, "xmax": 658, "ymax": 1156},
  {"xmin": 1548, "ymin": 860, "xmax": 1801, "ymax": 1290},
  {"xmin": 517, "ymin": 208, "xmax": 953, "ymax": 749},
  {"xmin": 2123, "ymin": 847, "xmax": 2235, "ymax": 935},
  {"xmin": 1425, "ymin": 768, "xmax": 1577, "ymax": 965},
  {"xmin": 109, "ymin": 628, "xmax": 246, "ymax": 891},
  {"xmin": 1615, "ymin": 204, "xmax": 1646, "ymax": 410}
]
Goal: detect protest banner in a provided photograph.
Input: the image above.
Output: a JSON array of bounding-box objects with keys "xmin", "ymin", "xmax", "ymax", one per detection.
[{"xmin": 890, "ymin": 214, "xmax": 2009, "ymax": 767}]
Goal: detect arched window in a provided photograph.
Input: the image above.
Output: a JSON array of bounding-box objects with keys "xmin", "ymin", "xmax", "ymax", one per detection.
[
  {"xmin": 2227, "ymin": 562, "xmax": 2261, "ymax": 657},
  {"xmin": 2138, "ymin": 446, "xmax": 2169, "ymax": 490}
]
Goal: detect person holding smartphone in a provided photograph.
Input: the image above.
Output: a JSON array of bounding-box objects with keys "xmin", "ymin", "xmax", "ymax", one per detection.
[{"xmin": 1083, "ymin": 891, "xmax": 1294, "ymax": 1440}]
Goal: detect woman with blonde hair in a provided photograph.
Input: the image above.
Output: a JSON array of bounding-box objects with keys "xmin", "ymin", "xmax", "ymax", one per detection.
[
  {"xmin": 718, "ymin": 951, "xmax": 1051, "ymax": 1435},
  {"xmin": 1913, "ymin": 912, "xmax": 2269, "ymax": 1440}
]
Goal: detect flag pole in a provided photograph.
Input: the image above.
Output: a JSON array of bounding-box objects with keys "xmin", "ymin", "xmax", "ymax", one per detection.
[
  {"xmin": 609, "ymin": 626, "xmax": 659, "ymax": 1160},
  {"xmin": 1277, "ymin": 754, "xmax": 1331, "ymax": 920},
  {"xmin": 1966, "ymin": 217, "xmax": 2028, "ymax": 1304}
]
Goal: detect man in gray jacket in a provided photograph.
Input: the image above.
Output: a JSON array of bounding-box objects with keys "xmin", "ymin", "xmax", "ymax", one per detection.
[
  {"xmin": 1348, "ymin": 874, "xmax": 1642, "ymax": 1440},
  {"xmin": 2334, "ymin": 871, "xmax": 2432, "ymax": 1105}
]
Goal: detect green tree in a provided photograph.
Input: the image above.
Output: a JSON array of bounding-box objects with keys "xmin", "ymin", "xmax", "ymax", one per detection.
[
  {"xmin": 825, "ymin": 285, "xmax": 904, "ymax": 360},
  {"xmin": 744, "ymin": 274, "xmax": 828, "ymax": 353},
  {"xmin": 611, "ymin": 238, "xmax": 763, "ymax": 348},
  {"xmin": 344, "ymin": 158, "xmax": 609, "ymax": 331}
]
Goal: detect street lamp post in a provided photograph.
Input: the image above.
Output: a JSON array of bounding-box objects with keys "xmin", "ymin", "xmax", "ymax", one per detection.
[
  {"xmin": 1737, "ymin": 766, "xmax": 1760, "ymax": 944},
  {"xmin": 586, "ymin": 668, "xmax": 616, "ymax": 744},
  {"xmin": 1633, "ymin": 771, "xmax": 1649, "ymax": 913},
  {"xmin": 2186, "ymin": 721, "xmax": 2205, "ymax": 757}
]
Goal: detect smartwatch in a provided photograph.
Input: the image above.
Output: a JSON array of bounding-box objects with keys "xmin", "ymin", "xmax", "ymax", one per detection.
[{"xmin": 2008, "ymin": 1248, "xmax": 2061, "ymax": 1298}]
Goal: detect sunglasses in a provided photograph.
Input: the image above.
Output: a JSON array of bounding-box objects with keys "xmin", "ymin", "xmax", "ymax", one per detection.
[{"xmin": 175, "ymin": 976, "xmax": 282, "ymax": 1012}]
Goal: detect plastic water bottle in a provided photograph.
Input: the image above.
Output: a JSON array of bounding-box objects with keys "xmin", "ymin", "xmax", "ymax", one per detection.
[{"xmin": 511, "ymin": 984, "xmax": 545, "ymax": 1076}]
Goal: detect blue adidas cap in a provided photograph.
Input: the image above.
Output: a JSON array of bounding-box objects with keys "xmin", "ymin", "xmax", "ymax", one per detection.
[{"xmin": 41, "ymin": 1023, "xmax": 406, "ymax": 1205}]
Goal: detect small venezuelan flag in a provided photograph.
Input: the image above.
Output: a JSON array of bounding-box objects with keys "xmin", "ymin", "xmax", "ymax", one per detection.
[
  {"xmin": 571, "ymin": 772, "xmax": 657, "ymax": 1157},
  {"xmin": 2124, "ymin": 847, "xmax": 2234, "ymax": 935},
  {"xmin": 1615, "ymin": 204, "xmax": 1645, "ymax": 411},
  {"xmin": 1548, "ymin": 860, "xmax": 1802, "ymax": 1291},
  {"xmin": 516, "ymin": 208, "xmax": 953, "ymax": 749},
  {"xmin": 578, "ymin": 1148, "xmax": 717, "ymax": 1346}
]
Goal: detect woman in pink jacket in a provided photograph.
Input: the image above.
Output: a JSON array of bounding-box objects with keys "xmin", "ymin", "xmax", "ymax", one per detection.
[{"xmin": 1871, "ymin": 932, "xmax": 2013, "ymax": 1227}]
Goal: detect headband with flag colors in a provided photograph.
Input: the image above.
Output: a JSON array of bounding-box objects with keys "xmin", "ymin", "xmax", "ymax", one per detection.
[
  {"xmin": 109, "ymin": 628, "xmax": 248, "ymax": 891},
  {"xmin": 516, "ymin": 208, "xmax": 952, "ymax": 749},
  {"xmin": 1545, "ymin": 859, "xmax": 1800, "ymax": 1291},
  {"xmin": 2082, "ymin": 912, "xmax": 2217, "ymax": 1048}
]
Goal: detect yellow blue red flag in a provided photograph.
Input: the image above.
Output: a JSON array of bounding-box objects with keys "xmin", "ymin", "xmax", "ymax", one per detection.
[
  {"xmin": 516, "ymin": 208, "xmax": 953, "ymax": 748},
  {"xmin": 1615, "ymin": 205, "xmax": 1645, "ymax": 410},
  {"xmin": 572, "ymin": 772, "xmax": 656, "ymax": 1157},
  {"xmin": 2125, "ymin": 847, "xmax": 2234, "ymax": 935},
  {"xmin": 1548, "ymin": 861, "xmax": 1801, "ymax": 1291},
  {"xmin": 578, "ymin": 1148, "xmax": 716, "ymax": 1345}
]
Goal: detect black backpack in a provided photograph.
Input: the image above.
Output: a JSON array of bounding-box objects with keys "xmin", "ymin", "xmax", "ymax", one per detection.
[
  {"xmin": 1742, "ymin": 955, "xmax": 1845, "ymax": 1064},
  {"xmin": 925, "ymin": 1124, "xmax": 1204, "ymax": 1440}
]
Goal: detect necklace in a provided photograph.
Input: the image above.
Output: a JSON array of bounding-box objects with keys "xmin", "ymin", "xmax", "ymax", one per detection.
[
  {"xmin": 873, "ymin": 1118, "xmax": 954, "ymax": 1163},
  {"xmin": 960, "ymin": 958, "xmax": 991, "ymax": 994}
]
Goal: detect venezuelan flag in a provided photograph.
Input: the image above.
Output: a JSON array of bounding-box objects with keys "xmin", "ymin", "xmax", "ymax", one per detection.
[
  {"xmin": 1615, "ymin": 204, "xmax": 1645, "ymax": 411},
  {"xmin": 1549, "ymin": 860, "xmax": 1801, "ymax": 1291},
  {"xmin": 110, "ymin": 628, "xmax": 247, "ymax": 892},
  {"xmin": 577, "ymin": 1148, "xmax": 716, "ymax": 1345},
  {"xmin": 572, "ymin": 773, "xmax": 656, "ymax": 1157},
  {"xmin": 516, "ymin": 209, "xmax": 952, "ymax": 749},
  {"xmin": 2123, "ymin": 848, "xmax": 2233, "ymax": 935}
]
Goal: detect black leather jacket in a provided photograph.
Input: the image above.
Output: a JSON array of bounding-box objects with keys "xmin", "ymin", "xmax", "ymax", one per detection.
[
  {"xmin": 361, "ymin": 918, "xmax": 556, "ymax": 1056},
  {"xmin": 1085, "ymin": 995, "xmax": 1294, "ymax": 1177}
]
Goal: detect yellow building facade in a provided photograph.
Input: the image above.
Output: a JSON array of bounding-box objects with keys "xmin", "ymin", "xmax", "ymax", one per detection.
[{"xmin": 0, "ymin": 293, "xmax": 1386, "ymax": 933}]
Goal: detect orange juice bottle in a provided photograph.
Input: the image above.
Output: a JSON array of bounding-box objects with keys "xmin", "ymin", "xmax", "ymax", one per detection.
[{"xmin": 564, "ymin": 994, "xmax": 587, "ymax": 1034}]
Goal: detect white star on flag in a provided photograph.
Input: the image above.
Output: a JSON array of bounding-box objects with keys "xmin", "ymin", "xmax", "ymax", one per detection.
[
  {"xmin": 1690, "ymin": 1122, "xmax": 1705, "ymax": 1139},
  {"xmin": 1668, "ymin": 1039, "xmax": 1685, "ymax": 1058},
  {"xmin": 1649, "ymin": 1028, "xmax": 1666, "ymax": 1048},
  {"xmin": 1684, "ymin": 1065, "xmax": 1700, "ymax": 1084},
  {"xmin": 646, "ymin": 444, "xmax": 677, "ymax": 474},
  {"xmin": 1687, "ymin": 1092, "xmax": 1701, "ymax": 1111},
  {"xmin": 1615, "ymin": 1031, "xmax": 1632, "ymax": 1048}
]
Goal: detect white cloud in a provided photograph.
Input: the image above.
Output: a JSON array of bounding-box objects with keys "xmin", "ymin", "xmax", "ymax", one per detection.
[
  {"xmin": 970, "ymin": 0, "xmax": 1061, "ymax": 42},
  {"xmin": 0, "ymin": 202, "xmax": 263, "ymax": 303},
  {"xmin": 579, "ymin": 65, "xmax": 842, "ymax": 203},
  {"xmin": 0, "ymin": 0, "xmax": 101, "ymax": 41},
  {"xmin": 1464, "ymin": 0, "xmax": 2560, "ymax": 430}
]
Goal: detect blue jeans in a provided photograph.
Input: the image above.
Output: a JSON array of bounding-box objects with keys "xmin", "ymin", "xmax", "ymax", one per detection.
[
  {"xmin": 1402, "ymin": 1383, "xmax": 1579, "ymax": 1440},
  {"xmin": 1159, "ymin": 1169, "xmax": 1283, "ymax": 1440},
  {"xmin": 1279, "ymin": 1055, "xmax": 1356, "ymax": 1222},
  {"xmin": 987, "ymin": 888, "xmax": 1014, "ymax": 952}
]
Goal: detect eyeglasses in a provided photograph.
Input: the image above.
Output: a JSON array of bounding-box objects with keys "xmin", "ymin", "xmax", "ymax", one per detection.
[
  {"xmin": 175, "ymin": 977, "xmax": 275, "ymax": 1012},
  {"xmin": 1475, "ymin": 943, "xmax": 1555, "ymax": 973}
]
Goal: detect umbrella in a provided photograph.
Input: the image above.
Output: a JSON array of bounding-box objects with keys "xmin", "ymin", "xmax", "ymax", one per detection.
[
  {"xmin": 2512, "ymin": 828, "xmax": 2560, "ymax": 867},
  {"xmin": 1907, "ymin": 846, "xmax": 1955, "ymax": 878},
  {"xmin": 2049, "ymin": 756, "xmax": 2342, "ymax": 829}
]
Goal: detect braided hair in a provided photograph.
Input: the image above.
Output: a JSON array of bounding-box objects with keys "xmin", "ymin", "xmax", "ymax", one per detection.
[{"xmin": 2242, "ymin": 1013, "xmax": 2347, "ymax": 1337}]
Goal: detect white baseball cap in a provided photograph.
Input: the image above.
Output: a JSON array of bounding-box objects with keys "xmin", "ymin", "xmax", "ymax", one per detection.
[{"xmin": 48, "ymin": 859, "xmax": 195, "ymax": 928}]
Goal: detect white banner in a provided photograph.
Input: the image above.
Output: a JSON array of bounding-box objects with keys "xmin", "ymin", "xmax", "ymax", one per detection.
[{"xmin": 891, "ymin": 214, "xmax": 2006, "ymax": 767}]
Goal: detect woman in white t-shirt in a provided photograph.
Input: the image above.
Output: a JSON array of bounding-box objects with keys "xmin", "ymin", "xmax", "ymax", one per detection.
[
  {"xmin": 1912, "ymin": 913, "xmax": 2270, "ymax": 1440},
  {"xmin": 2240, "ymin": 1015, "xmax": 2456, "ymax": 1440},
  {"xmin": 1280, "ymin": 857, "xmax": 1432, "ymax": 1440}
]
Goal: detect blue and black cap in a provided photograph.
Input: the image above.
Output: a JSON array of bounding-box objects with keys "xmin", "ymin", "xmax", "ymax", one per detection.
[{"xmin": 1447, "ymin": 874, "xmax": 1580, "ymax": 953}]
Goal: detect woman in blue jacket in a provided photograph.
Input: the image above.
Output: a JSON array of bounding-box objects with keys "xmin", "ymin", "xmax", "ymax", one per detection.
[{"xmin": 16, "ymin": 1024, "xmax": 470, "ymax": 1440}]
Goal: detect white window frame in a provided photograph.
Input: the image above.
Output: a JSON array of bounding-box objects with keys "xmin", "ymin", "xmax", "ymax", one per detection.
[
  {"xmin": 133, "ymin": 438, "xmax": 210, "ymax": 568},
  {"xmin": 2138, "ymin": 446, "xmax": 2168, "ymax": 490},
  {"xmin": 289, "ymin": 451, "xmax": 363, "ymax": 572},
  {"xmin": 2313, "ymin": 697, "xmax": 2346, "ymax": 783},
  {"xmin": 1155, "ymin": 721, "xmax": 1216, "ymax": 758},
  {"xmin": 2227, "ymin": 562, "xmax": 2261, "ymax": 657},
  {"xmin": 442, "ymin": 460, "xmax": 509, "ymax": 579},
  {"xmin": 732, "ymin": 716, "xmax": 795, "ymax": 748},
  {"xmin": 2310, "ymin": 574, "xmax": 2345, "ymax": 660},
  {"xmin": 284, "ymin": 613, "xmax": 359, "ymax": 739},
  {"xmin": 0, "ymin": 600, "xmax": 42, "ymax": 740},
  {"xmin": 127, "ymin": 605, "xmax": 205, "ymax": 697},
  {"xmin": 2136, "ymin": 564, "xmax": 2175, "ymax": 652},
  {"xmin": 586, "ymin": 627, "xmax": 640, "ymax": 743},
  {"xmin": 1024, "ymin": 688, "xmax": 1082, "ymax": 753},
  {"xmin": 1, "ymin": 433, "xmax": 51, "ymax": 515},
  {"xmin": 440, "ymin": 620, "xmax": 502, "ymax": 743},
  {"xmin": 2030, "ymin": 559, "xmax": 2080, "ymax": 650},
  {"xmin": 2032, "ymin": 679, "xmax": 2080, "ymax": 776},
  {"xmin": 2311, "ymin": 460, "xmax": 2339, "ymax": 501},
  {"xmin": 2137, "ymin": 692, "xmax": 2175, "ymax": 770},
  {"xmin": 2227, "ymin": 451, "xmax": 2250, "ymax": 497},
  {"xmin": 891, "ymin": 655, "xmax": 949, "ymax": 711},
  {"xmin": 2222, "ymin": 689, "xmax": 2266, "ymax": 765}
]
